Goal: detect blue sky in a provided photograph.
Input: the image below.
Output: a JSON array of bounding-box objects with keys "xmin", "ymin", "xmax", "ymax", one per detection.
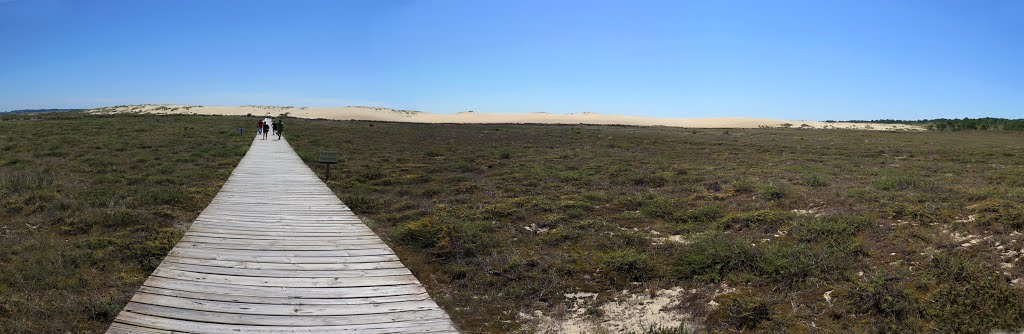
[{"xmin": 1, "ymin": 0, "xmax": 1021, "ymax": 120}]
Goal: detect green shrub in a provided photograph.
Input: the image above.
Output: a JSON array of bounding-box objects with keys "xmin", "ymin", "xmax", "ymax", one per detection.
[
  {"xmin": 757, "ymin": 215, "xmax": 870, "ymax": 284},
  {"xmin": 872, "ymin": 175, "xmax": 920, "ymax": 191},
  {"xmin": 802, "ymin": 173, "xmax": 830, "ymax": 187},
  {"xmin": 342, "ymin": 192, "xmax": 396, "ymax": 214},
  {"xmin": 673, "ymin": 203, "xmax": 722, "ymax": 225},
  {"xmin": 424, "ymin": 148, "xmax": 446, "ymax": 158},
  {"xmin": 640, "ymin": 197, "xmax": 677, "ymax": 219},
  {"xmin": 627, "ymin": 172, "xmax": 670, "ymax": 188},
  {"xmin": 717, "ymin": 210, "xmax": 794, "ymax": 232},
  {"xmin": 885, "ymin": 202, "xmax": 943, "ymax": 224},
  {"xmin": 670, "ymin": 234, "xmax": 760, "ymax": 283},
  {"xmin": 730, "ymin": 178, "xmax": 756, "ymax": 193},
  {"xmin": 127, "ymin": 227, "xmax": 182, "ymax": 270},
  {"xmin": 614, "ymin": 229, "xmax": 653, "ymax": 248},
  {"xmin": 615, "ymin": 193, "xmax": 655, "ymax": 211},
  {"xmin": 792, "ymin": 215, "xmax": 869, "ymax": 253},
  {"xmin": 100, "ymin": 208, "xmax": 144, "ymax": 229},
  {"xmin": 843, "ymin": 187, "xmax": 876, "ymax": 200},
  {"xmin": 925, "ymin": 253, "xmax": 1024, "ymax": 332},
  {"xmin": 710, "ymin": 293, "xmax": 772, "ymax": 330},
  {"xmin": 759, "ymin": 182, "xmax": 787, "ymax": 200},
  {"xmin": 841, "ymin": 270, "xmax": 918, "ymax": 331},
  {"xmin": 555, "ymin": 170, "xmax": 591, "ymax": 183},
  {"xmin": 480, "ymin": 201, "xmax": 526, "ymax": 220},
  {"xmin": 600, "ymin": 249, "xmax": 656, "ymax": 282},
  {"xmin": 79, "ymin": 238, "xmax": 118, "ymax": 250},
  {"xmin": 540, "ymin": 227, "xmax": 583, "ymax": 246},
  {"xmin": 393, "ymin": 217, "xmax": 444, "ymax": 249},
  {"xmin": 968, "ymin": 198, "xmax": 1024, "ymax": 230},
  {"xmin": 393, "ymin": 217, "xmax": 497, "ymax": 258}
]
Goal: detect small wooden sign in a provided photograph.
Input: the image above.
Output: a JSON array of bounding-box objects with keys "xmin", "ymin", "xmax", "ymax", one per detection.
[
  {"xmin": 319, "ymin": 152, "xmax": 338, "ymax": 164},
  {"xmin": 319, "ymin": 152, "xmax": 338, "ymax": 180}
]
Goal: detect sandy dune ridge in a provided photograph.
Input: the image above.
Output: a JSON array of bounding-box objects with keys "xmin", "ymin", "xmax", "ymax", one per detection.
[{"xmin": 89, "ymin": 104, "xmax": 924, "ymax": 130}]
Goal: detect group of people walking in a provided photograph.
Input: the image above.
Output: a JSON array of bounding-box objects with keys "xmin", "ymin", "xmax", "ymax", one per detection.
[{"xmin": 256, "ymin": 118, "xmax": 284, "ymax": 140}]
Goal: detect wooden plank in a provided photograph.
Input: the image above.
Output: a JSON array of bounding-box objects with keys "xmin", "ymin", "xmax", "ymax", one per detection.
[
  {"xmin": 115, "ymin": 312, "xmax": 458, "ymax": 334},
  {"xmin": 176, "ymin": 242, "xmax": 392, "ymax": 251},
  {"xmin": 191, "ymin": 220, "xmax": 369, "ymax": 228},
  {"xmin": 136, "ymin": 286, "xmax": 432, "ymax": 305},
  {"xmin": 124, "ymin": 302, "xmax": 451, "ymax": 326},
  {"xmin": 185, "ymin": 231, "xmax": 380, "ymax": 241},
  {"xmin": 179, "ymin": 236, "xmax": 389, "ymax": 246},
  {"xmin": 149, "ymin": 268, "xmax": 420, "ymax": 288},
  {"xmin": 186, "ymin": 227, "xmax": 376, "ymax": 237},
  {"xmin": 130, "ymin": 292, "xmax": 443, "ymax": 316},
  {"xmin": 160, "ymin": 262, "xmax": 412, "ymax": 278},
  {"xmin": 164, "ymin": 252, "xmax": 400, "ymax": 264},
  {"xmin": 106, "ymin": 323, "xmax": 175, "ymax": 334},
  {"xmin": 169, "ymin": 247, "xmax": 394, "ymax": 258},
  {"xmin": 161, "ymin": 256, "xmax": 408, "ymax": 270}
]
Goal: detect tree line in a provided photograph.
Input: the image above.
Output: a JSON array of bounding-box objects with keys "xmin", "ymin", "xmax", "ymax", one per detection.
[{"xmin": 825, "ymin": 118, "xmax": 1024, "ymax": 131}]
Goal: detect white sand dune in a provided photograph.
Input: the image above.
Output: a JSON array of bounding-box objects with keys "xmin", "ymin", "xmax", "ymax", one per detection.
[{"xmin": 89, "ymin": 104, "xmax": 923, "ymax": 131}]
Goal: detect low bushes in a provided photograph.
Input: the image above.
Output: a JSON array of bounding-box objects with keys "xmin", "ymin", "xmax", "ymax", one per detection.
[
  {"xmin": 717, "ymin": 210, "xmax": 795, "ymax": 232},
  {"xmin": 393, "ymin": 216, "xmax": 499, "ymax": 259},
  {"xmin": 709, "ymin": 293, "xmax": 773, "ymax": 330},
  {"xmin": 968, "ymin": 198, "xmax": 1024, "ymax": 231}
]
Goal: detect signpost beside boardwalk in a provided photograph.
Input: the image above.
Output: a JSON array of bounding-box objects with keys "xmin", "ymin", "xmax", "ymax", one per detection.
[{"xmin": 319, "ymin": 151, "xmax": 338, "ymax": 180}]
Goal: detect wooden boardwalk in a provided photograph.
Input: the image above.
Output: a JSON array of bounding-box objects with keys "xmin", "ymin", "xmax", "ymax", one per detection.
[{"xmin": 108, "ymin": 135, "xmax": 458, "ymax": 333}]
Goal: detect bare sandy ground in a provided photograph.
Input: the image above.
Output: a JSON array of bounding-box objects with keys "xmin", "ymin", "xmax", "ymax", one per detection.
[{"xmin": 89, "ymin": 104, "xmax": 924, "ymax": 130}]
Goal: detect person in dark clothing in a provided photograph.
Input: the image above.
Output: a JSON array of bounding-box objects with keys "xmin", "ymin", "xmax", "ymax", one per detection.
[
  {"xmin": 262, "ymin": 122, "xmax": 270, "ymax": 140},
  {"xmin": 274, "ymin": 120, "xmax": 284, "ymax": 140}
]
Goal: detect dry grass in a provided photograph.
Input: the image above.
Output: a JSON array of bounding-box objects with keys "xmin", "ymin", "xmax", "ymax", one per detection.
[
  {"xmin": 0, "ymin": 112, "xmax": 251, "ymax": 333},
  {"xmin": 285, "ymin": 119, "xmax": 1024, "ymax": 333},
  {"xmin": 5, "ymin": 112, "xmax": 1024, "ymax": 333}
]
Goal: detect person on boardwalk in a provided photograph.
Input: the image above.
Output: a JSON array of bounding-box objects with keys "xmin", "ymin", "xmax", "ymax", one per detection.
[
  {"xmin": 256, "ymin": 119, "xmax": 264, "ymax": 137},
  {"xmin": 274, "ymin": 119, "xmax": 284, "ymax": 140},
  {"xmin": 262, "ymin": 120, "xmax": 270, "ymax": 140}
]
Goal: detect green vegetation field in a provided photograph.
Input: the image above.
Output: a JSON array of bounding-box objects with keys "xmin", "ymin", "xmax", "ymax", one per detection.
[
  {"xmin": 0, "ymin": 113, "xmax": 251, "ymax": 333},
  {"xmin": 4, "ymin": 113, "xmax": 1024, "ymax": 333},
  {"xmin": 286, "ymin": 119, "xmax": 1024, "ymax": 333}
]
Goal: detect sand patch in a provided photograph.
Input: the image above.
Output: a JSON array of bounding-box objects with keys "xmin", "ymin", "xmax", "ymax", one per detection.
[{"xmin": 522, "ymin": 288, "xmax": 697, "ymax": 333}]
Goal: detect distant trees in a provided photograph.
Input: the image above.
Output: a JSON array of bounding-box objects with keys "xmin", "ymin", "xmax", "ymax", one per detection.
[
  {"xmin": 927, "ymin": 118, "xmax": 1024, "ymax": 132},
  {"xmin": 835, "ymin": 118, "xmax": 1024, "ymax": 132}
]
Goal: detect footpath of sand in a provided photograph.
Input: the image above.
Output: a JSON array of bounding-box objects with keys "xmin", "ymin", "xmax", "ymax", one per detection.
[{"xmin": 89, "ymin": 104, "xmax": 924, "ymax": 131}]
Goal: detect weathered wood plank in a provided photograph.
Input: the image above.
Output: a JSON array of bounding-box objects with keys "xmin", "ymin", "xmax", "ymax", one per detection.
[
  {"xmin": 165, "ymin": 251, "xmax": 400, "ymax": 264},
  {"xmin": 180, "ymin": 236, "xmax": 387, "ymax": 246},
  {"xmin": 136, "ymin": 286, "xmax": 432, "ymax": 305},
  {"xmin": 160, "ymin": 262, "xmax": 412, "ymax": 278},
  {"xmin": 149, "ymin": 268, "xmax": 420, "ymax": 287},
  {"xmin": 177, "ymin": 242, "xmax": 392, "ymax": 251},
  {"xmin": 143, "ymin": 276, "xmax": 429, "ymax": 299},
  {"xmin": 115, "ymin": 311, "xmax": 458, "ymax": 333},
  {"xmin": 124, "ymin": 302, "xmax": 450, "ymax": 326},
  {"xmin": 130, "ymin": 292, "xmax": 443, "ymax": 316},
  {"xmin": 160, "ymin": 257, "xmax": 409, "ymax": 270}
]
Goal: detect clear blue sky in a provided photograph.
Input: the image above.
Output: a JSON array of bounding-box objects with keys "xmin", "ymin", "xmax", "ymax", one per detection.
[{"xmin": 1, "ymin": 0, "xmax": 1021, "ymax": 120}]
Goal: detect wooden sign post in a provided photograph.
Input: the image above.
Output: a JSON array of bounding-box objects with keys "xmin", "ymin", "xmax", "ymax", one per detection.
[{"xmin": 319, "ymin": 152, "xmax": 338, "ymax": 180}]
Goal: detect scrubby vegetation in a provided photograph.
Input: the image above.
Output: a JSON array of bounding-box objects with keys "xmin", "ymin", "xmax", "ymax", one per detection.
[
  {"xmin": 0, "ymin": 112, "xmax": 250, "ymax": 333},
  {"xmin": 830, "ymin": 117, "xmax": 1024, "ymax": 132},
  {"xmin": 5, "ymin": 112, "xmax": 1024, "ymax": 333},
  {"xmin": 285, "ymin": 120, "xmax": 1024, "ymax": 333}
]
